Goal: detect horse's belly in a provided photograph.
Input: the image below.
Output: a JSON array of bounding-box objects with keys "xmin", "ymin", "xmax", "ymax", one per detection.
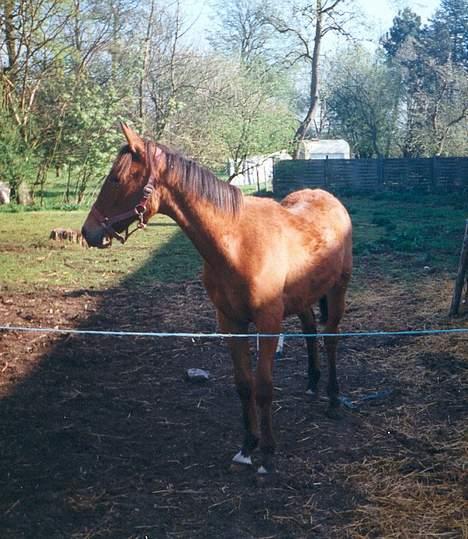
[
  {"xmin": 282, "ymin": 254, "xmax": 343, "ymax": 316},
  {"xmin": 282, "ymin": 282, "xmax": 329, "ymax": 316}
]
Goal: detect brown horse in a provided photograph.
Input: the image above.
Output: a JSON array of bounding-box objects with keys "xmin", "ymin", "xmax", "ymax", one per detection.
[{"xmin": 82, "ymin": 123, "xmax": 352, "ymax": 478}]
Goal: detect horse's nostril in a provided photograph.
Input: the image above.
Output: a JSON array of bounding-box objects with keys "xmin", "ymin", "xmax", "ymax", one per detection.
[{"xmin": 102, "ymin": 236, "xmax": 112, "ymax": 247}]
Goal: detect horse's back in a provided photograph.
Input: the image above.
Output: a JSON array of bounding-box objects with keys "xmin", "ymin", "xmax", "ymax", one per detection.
[
  {"xmin": 280, "ymin": 189, "xmax": 351, "ymax": 245},
  {"xmin": 281, "ymin": 188, "xmax": 349, "ymax": 222}
]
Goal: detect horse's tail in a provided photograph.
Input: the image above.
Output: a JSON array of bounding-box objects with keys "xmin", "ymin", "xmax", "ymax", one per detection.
[{"xmin": 319, "ymin": 296, "xmax": 328, "ymax": 324}]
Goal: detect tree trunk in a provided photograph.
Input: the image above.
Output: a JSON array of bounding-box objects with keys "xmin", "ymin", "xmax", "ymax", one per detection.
[
  {"xmin": 3, "ymin": 0, "xmax": 16, "ymax": 75},
  {"xmin": 292, "ymin": 0, "xmax": 322, "ymax": 158},
  {"xmin": 2, "ymin": 0, "xmax": 17, "ymax": 104},
  {"xmin": 139, "ymin": 0, "xmax": 155, "ymax": 131}
]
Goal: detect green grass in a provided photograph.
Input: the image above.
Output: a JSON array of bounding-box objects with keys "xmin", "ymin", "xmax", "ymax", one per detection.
[
  {"xmin": 0, "ymin": 211, "xmax": 200, "ymax": 291},
  {"xmin": 0, "ymin": 192, "xmax": 466, "ymax": 292},
  {"xmin": 345, "ymin": 192, "xmax": 467, "ymax": 266}
]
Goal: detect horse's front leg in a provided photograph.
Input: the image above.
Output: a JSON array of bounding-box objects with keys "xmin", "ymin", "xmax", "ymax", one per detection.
[
  {"xmin": 218, "ymin": 311, "xmax": 259, "ymax": 469},
  {"xmin": 254, "ymin": 310, "xmax": 282, "ymax": 478}
]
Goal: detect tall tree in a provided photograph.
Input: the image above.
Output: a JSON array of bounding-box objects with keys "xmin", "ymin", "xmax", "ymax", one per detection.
[
  {"xmin": 427, "ymin": 0, "xmax": 468, "ymax": 68},
  {"xmin": 381, "ymin": 7, "xmax": 422, "ymax": 59},
  {"xmin": 209, "ymin": 0, "xmax": 272, "ymax": 65},
  {"xmin": 382, "ymin": 4, "xmax": 468, "ymax": 156},
  {"xmin": 265, "ymin": 0, "xmax": 355, "ymax": 154},
  {"xmin": 325, "ymin": 47, "xmax": 401, "ymax": 158},
  {"xmin": 0, "ymin": 0, "xmax": 71, "ymax": 133}
]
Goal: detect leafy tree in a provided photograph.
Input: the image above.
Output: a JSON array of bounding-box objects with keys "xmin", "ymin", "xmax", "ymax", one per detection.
[
  {"xmin": 0, "ymin": 0, "xmax": 71, "ymax": 137},
  {"xmin": 212, "ymin": 65, "xmax": 296, "ymax": 179},
  {"xmin": 381, "ymin": 3, "xmax": 468, "ymax": 156},
  {"xmin": 325, "ymin": 47, "xmax": 401, "ymax": 157},
  {"xmin": 426, "ymin": 0, "xmax": 468, "ymax": 68},
  {"xmin": 0, "ymin": 106, "xmax": 38, "ymax": 200},
  {"xmin": 206, "ymin": 0, "xmax": 297, "ymax": 175},
  {"xmin": 156, "ymin": 56, "xmax": 296, "ymax": 177},
  {"xmin": 381, "ymin": 8, "xmax": 422, "ymax": 60}
]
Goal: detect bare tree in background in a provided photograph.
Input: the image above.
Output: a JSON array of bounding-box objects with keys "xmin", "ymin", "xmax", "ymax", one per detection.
[
  {"xmin": 0, "ymin": 0, "xmax": 71, "ymax": 134},
  {"xmin": 265, "ymin": 0, "xmax": 356, "ymax": 154},
  {"xmin": 143, "ymin": 1, "xmax": 197, "ymax": 138},
  {"xmin": 138, "ymin": 0, "xmax": 155, "ymax": 131},
  {"xmin": 209, "ymin": 0, "xmax": 273, "ymax": 66}
]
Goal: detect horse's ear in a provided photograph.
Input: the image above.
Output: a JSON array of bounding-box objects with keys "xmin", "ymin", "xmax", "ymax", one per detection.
[{"xmin": 120, "ymin": 122, "xmax": 145, "ymax": 156}]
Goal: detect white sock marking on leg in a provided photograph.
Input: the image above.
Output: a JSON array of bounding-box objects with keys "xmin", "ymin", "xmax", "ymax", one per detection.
[
  {"xmin": 276, "ymin": 335, "xmax": 284, "ymax": 355},
  {"xmin": 232, "ymin": 451, "xmax": 252, "ymax": 465}
]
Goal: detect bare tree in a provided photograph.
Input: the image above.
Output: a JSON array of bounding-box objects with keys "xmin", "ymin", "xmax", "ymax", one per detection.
[
  {"xmin": 143, "ymin": 1, "xmax": 217, "ymax": 139},
  {"xmin": 265, "ymin": 0, "xmax": 356, "ymax": 154},
  {"xmin": 138, "ymin": 0, "xmax": 155, "ymax": 130},
  {"xmin": 209, "ymin": 0, "xmax": 272, "ymax": 65},
  {"xmin": 424, "ymin": 61, "xmax": 468, "ymax": 156},
  {"xmin": 0, "ymin": 0, "xmax": 71, "ymax": 133}
]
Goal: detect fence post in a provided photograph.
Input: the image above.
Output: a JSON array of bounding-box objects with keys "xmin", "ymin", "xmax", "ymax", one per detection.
[
  {"xmin": 378, "ymin": 157, "xmax": 384, "ymax": 190},
  {"xmin": 449, "ymin": 219, "xmax": 468, "ymax": 316},
  {"xmin": 431, "ymin": 156, "xmax": 437, "ymax": 190},
  {"xmin": 324, "ymin": 156, "xmax": 329, "ymax": 188}
]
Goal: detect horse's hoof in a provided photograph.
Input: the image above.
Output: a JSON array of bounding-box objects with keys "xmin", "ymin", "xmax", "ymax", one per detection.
[
  {"xmin": 306, "ymin": 388, "xmax": 319, "ymax": 398},
  {"xmin": 230, "ymin": 462, "xmax": 252, "ymax": 473},
  {"xmin": 326, "ymin": 406, "xmax": 343, "ymax": 420},
  {"xmin": 255, "ymin": 466, "xmax": 276, "ymax": 487},
  {"xmin": 230, "ymin": 450, "xmax": 252, "ymax": 472}
]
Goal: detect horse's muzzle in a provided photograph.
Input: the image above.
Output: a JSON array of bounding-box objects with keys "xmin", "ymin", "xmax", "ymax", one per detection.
[{"xmin": 81, "ymin": 226, "xmax": 112, "ymax": 249}]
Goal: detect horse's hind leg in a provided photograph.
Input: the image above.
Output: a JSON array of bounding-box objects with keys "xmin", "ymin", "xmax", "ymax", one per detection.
[
  {"xmin": 299, "ymin": 308, "xmax": 320, "ymax": 396},
  {"xmin": 323, "ymin": 284, "xmax": 348, "ymax": 419},
  {"xmin": 218, "ymin": 311, "xmax": 258, "ymax": 469}
]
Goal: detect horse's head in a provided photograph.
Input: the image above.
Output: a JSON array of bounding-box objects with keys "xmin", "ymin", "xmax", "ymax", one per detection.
[{"xmin": 82, "ymin": 123, "xmax": 165, "ymax": 248}]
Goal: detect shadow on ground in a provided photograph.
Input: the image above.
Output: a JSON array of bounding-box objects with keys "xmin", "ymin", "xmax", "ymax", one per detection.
[{"xmin": 0, "ymin": 228, "xmax": 466, "ymax": 538}]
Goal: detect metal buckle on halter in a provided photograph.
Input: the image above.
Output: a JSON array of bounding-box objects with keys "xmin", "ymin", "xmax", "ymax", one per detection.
[
  {"xmin": 135, "ymin": 204, "xmax": 147, "ymax": 229},
  {"xmin": 102, "ymin": 215, "xmax": 127, "ymax": 245}
]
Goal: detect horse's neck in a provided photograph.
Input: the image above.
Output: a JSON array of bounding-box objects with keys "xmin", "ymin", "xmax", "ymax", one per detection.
[{"xmin": 159, "ymin": 187, "xmax": 236, "ymax": 270}]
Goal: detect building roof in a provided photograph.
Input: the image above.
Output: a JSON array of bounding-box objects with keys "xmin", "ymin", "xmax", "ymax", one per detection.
[{"xmin": 299, "ymin": 139, "xmax": 350, "ymax": 154}]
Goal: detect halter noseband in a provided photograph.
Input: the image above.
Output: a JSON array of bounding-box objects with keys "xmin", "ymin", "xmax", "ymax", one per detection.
[{"xmin": 90, "ymin": 174, "xmax": 156, "ymax": 245}]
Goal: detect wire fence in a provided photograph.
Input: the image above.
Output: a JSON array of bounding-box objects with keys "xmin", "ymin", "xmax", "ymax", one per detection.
[{"xmin": 1, "ymin": 325, "xmax": 467, "ymax": 340}]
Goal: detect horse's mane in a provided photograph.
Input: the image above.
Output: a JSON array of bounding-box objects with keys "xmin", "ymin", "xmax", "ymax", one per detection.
[
  {"xmin": 110, "ymin": 141, "xmax": 243, "ymax": 216},
  {"xmin": 149, "ymin": 142, "xmax": 243, "ymax": 217}
]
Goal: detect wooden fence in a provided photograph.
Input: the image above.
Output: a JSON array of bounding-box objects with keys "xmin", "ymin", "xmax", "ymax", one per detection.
[{"xmin": 273, "ymin": 157, "xmax": 468, "ymax": 197}]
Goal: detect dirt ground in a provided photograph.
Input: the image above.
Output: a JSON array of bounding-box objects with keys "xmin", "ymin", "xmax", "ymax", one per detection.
[{"xmin": 0, "ymin": 269, "xmax": 466, "ymax": 538}]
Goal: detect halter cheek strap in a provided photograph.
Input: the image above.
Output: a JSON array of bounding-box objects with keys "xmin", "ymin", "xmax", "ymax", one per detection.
[{"xmin": 91, "ymin": 175, "xmax": 156, "ymax": 245}]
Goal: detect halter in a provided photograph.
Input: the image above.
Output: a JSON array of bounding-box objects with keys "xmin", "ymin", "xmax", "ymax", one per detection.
[{"xmin": 90, "ymin": 174, "xmax": 156, "ymax": 245}]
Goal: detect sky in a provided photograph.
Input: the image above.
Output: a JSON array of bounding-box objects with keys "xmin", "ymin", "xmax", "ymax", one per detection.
[
  {"xmin": 183, "ymin": 0, "xmax": 442, "ymax": 50},
  {"xmin": 358, "ymin": 0, "xmax": 441, "ymax": 39}
]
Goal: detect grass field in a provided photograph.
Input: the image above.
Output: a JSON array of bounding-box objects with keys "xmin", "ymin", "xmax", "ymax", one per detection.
[
  {"xmin": 1, "ymin": 191, "xmax": 466, "ymax": 292},
  {"xmin": 0, "ymin": 211, "xmax": 199, "ymax": 291}
]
